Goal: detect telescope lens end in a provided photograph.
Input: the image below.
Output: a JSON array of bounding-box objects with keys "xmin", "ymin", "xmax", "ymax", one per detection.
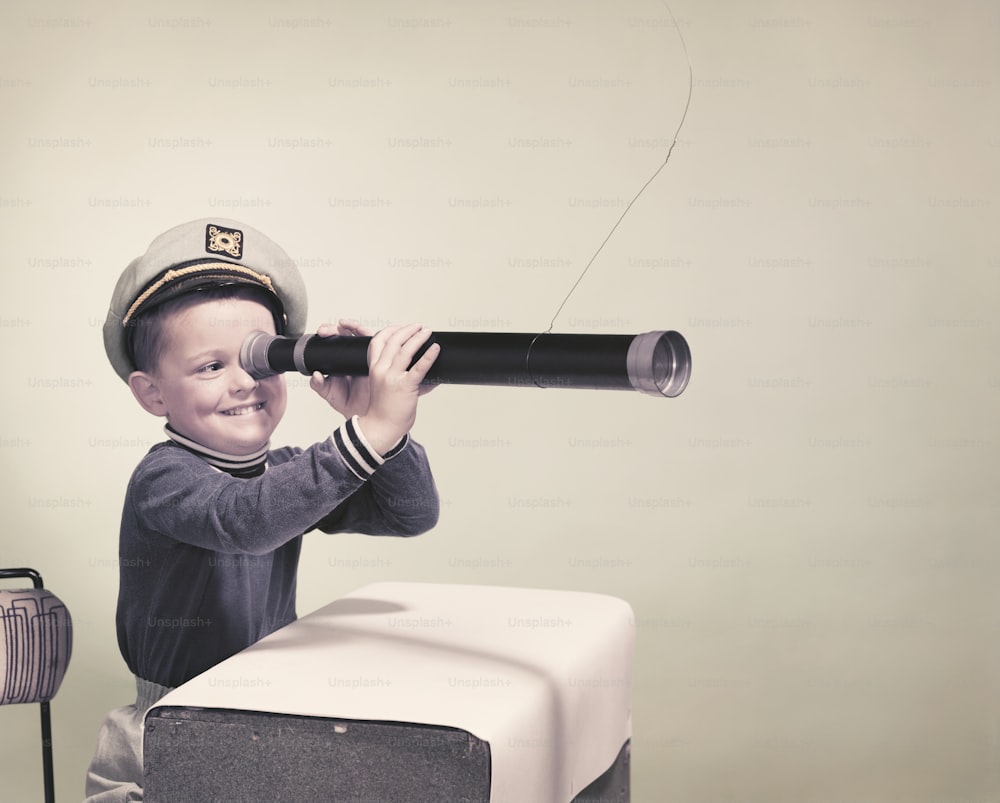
[
  {"xmin": 240, "ymin": 331, "xmax": 279, "ymax": 380},
  {"xmin": 627, "ymin": 331, "xmax": 691, "ymax": 398}
]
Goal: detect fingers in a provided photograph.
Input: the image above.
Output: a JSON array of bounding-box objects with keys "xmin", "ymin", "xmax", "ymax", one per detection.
[
  {"xmin": 406, "ymin": 335, "xmax": 441, "ymax": 384},
  {"xmin": 315, "ymin": 320, "xmax": 375, "ymax": 339},
  {"xmin": 336, "ymin": 319, "xmax": 375, "ymax": 338},
  {"xmin": 310, "ymin": 370, "xmax": 345, "ymax": 403},
  {"xmin": 368, "ymin": 324, "xmax": 439, "ymax": 383},
  {"xmin": 309, "ymin": 370, "xmax": 330, "ymax": 396}
]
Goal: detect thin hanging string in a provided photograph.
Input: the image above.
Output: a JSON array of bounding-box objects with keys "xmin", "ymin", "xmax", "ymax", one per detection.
[{"xmin": 540, "ymin": 1, "xmax": 694, "ymax": 336}]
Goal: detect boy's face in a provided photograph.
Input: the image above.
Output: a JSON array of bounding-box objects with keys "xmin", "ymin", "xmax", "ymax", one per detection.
[{"xmin": 132, "ymin": 296, "xmax": 287, "ymax": 455}]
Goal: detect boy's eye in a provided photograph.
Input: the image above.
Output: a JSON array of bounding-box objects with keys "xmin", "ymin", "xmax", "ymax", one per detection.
[{"xmin": 198, "ymin": 361, "xmax": 224, "ymax": 373}]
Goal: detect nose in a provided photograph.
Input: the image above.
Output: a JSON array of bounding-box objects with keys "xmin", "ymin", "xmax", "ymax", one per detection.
[{"xmin": 232, "ymin": 364, "xmax": 260, "ymax": 394}]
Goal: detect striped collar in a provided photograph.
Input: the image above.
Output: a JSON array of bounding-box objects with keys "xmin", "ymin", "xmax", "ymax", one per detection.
[{"xmin": 164, "ymin": 425, "xmax": 268, "ymax": 478}]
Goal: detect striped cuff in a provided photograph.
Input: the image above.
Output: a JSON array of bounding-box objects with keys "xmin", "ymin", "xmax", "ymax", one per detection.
[{"xmin": 333, "ymin": 415, "xmax": 409, "ymax": 480}]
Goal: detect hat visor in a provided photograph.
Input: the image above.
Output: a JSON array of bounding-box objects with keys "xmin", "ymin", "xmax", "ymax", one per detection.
[{"xmin": 121, "ymin": 260, "xmax": 282, "ymax": 326}]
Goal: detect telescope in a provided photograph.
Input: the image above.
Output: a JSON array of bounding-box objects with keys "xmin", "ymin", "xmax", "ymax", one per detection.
[{"xmin": 241, "ymin": 329, "xmax": 690, "ymax": 398}]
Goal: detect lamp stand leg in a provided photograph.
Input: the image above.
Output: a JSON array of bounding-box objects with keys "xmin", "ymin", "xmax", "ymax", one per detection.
[{"xmin": 40, "ymin": 700, "xmax": 55, "ymax": 803}]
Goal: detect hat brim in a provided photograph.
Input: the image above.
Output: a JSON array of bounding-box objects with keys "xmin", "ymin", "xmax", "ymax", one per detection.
[{"xmin": 121, "ymin": 260, "xmax": 283, "ymax": 326}]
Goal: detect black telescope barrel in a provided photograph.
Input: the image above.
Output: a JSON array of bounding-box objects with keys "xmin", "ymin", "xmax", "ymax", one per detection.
[{"xmin": 241, "ymin": 330, "xmax": 691, "ymax": 398}]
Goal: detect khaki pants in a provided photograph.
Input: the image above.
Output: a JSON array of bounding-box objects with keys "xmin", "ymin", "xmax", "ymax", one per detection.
[{"xmin": 84, "ymin": 678, "xmax": 173, "ymax": 802}]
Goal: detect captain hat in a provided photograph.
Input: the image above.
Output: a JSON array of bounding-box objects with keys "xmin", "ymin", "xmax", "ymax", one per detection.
[{"xmin": 102, "ymin": 218, "xmax": 308, "ymax": 381}]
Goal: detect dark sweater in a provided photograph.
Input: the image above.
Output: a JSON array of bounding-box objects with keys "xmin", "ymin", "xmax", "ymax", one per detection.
[{"xmin": 115, "ymin": 417, "xmax": 438, "ymax": 689}]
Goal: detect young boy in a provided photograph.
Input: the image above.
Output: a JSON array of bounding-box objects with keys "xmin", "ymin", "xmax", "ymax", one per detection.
[{"xmin": 86, "ymin": 218, "xmax": 440, "ymax": 801}]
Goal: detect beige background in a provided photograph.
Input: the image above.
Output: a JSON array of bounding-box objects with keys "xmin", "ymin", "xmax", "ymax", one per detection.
[{"xmin": 1, "ymin": 1, "xmax": 998, "ymax": 801}]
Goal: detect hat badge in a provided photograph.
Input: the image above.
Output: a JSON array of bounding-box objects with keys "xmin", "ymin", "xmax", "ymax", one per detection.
[{"xmin": 205, "ymin": 224, "xmax": 243, "ymax": 259}]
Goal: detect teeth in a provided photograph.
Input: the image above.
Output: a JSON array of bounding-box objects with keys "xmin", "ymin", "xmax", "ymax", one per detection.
[{"xmin": 223, "ymin": 403, "xmax": 264, "ymax": 416}]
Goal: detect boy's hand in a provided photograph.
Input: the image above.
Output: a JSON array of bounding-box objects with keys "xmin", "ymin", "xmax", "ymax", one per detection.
[
  {"xmin": 309, "ymin": 320, "xmax": 374, "ymax": 420},
  {"xmin": 310, "ymin": 320, "xmax": 440, "ymax": 454}
]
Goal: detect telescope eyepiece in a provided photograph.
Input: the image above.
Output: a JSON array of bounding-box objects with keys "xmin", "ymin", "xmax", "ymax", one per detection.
[{"xmin": 240, "ymin": 331, "xmax": 280, "ymax": 380}]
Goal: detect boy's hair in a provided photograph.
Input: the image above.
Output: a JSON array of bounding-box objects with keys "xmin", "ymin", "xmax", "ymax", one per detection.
[{"xmin": 126, "ymin": 285, "xmax": 284, "ymax": 374}]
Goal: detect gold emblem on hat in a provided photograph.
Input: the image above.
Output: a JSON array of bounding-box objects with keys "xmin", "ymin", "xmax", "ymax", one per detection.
[{"xmin": 206, "ymin": 225, "xmax": 243, "ymax": 259}]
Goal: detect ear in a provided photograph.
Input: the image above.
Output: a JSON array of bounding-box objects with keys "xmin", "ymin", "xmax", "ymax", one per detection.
[{"xmin": 128, "ymin": 371, "xmax": 167, "ymax": 417}]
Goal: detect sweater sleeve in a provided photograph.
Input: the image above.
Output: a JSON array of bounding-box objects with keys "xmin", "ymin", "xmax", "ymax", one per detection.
[
  {"xmin": 311, "ymin": 436, "xmax": 439, "ymax": 536},
  {"xmin": 129, "ymin": 420, "xmax": 438, "ymax": 556}
]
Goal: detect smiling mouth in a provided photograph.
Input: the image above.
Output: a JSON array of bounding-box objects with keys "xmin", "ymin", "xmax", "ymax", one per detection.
[{"xmin": 222, "ymin": 402, "xmax": 266, "ymax": 417}]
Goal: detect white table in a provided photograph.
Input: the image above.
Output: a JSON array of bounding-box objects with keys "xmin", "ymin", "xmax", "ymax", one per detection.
[{"xmin": 145, "ymin": 582, "xmax": 634, "ymax": 802}]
